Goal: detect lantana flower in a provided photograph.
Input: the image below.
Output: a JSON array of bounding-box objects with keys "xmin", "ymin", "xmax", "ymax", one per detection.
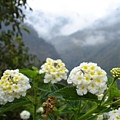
[
  {"xmin": 0, "ymin": 69, "xmax": 31, "ymax": 105},
  {"xmin": 108, "ymin": 108, "xmax": 120, "ymax": 120},
  {"xmin": 97, "ymin": 108, "xmax": 120, "ymax": 120},
  {"xmin": 20, "ymin": 110, "xmax": 30, "ymax": 120},
  {"xmin": 39, "ymin": 58, "xmax": 68, "ymax": 84},
  {"xmin": 67, "ymin": 62, "xmax": 108, "ymax": 96}
]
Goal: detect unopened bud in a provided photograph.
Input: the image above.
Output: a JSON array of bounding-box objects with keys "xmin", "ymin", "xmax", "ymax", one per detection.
[{"xmin": 110, "ymin": 68, "xmax": 120, "ymax": 79}]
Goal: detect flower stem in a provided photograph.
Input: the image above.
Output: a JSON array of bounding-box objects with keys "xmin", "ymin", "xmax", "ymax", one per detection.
[
  {"xmin": 101, "ymin": 78, "xmax": 116, "ymax": 106},
  {"xmin": 33, "ymin": 77, "xmax": 39, "ymax": 120},
  {"xmin": 78, "ymin": 105, "xmax": 98, "ymax": 120}
]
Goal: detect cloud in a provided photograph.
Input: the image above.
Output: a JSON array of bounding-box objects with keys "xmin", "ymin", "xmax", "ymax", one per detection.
[
  {"xmin": 25, "ymin": 10, "xmax": 70, "ymax": 39},
  {"xmin": 28, "ymin": 0, "xmax": 120, "ymax": 17},
  {"xmin": 84, "ymin": 35, "xmax": 105, "ymax": 46},
  {"xmin": 25, "ymin": 0, "xmax": 120, "ymax": 40},
  {"xmin": 25, "ymin": 10, "xmax": 100, "ymax": 40}
]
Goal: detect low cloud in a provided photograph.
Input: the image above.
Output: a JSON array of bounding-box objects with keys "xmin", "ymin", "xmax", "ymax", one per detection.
[
  {"xmin": 24, "ymin": 10, "xmax": 101, "ymax": 40},
  {"xmin": 24, "ymin": 4, "xmax": 120, "ymax": 46}
]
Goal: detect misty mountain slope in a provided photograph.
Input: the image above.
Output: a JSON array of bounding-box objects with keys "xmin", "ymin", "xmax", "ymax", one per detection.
[
  {"xmin": 22, "ymin": 24, "xmax": 60, "ymax": 61},
  {"xmin": 49, "ymin": 8, "xmax": 120, "ymax": 71},
  {"xmin": 84, "ymin": 40, "xmax": 120, "ymax": 72},
  {"xmin": 1, "ymin": 23, "xmax": 60, "ymax": 63}
]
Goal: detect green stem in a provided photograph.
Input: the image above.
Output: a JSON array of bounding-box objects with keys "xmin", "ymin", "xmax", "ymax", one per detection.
[
  {"xmin": 33, "ymin": 78, "xmax": 39, "ymax": 120},
  {"xmin": 75, "ymin": 100, "xmax": 81, "ymax": 120},
  {"xmin": 78, "ymin": 105, "xmax": 98, "ymax": 120},
  {"xmin": 86, "ymin": 105, "xmax": 110, "ymax": 120},
  {"xmin": 104, "ymin": 98, "xmax": 120, "ymax": 107},
  {"xmin": 101, "ymin": 78, "xmax": 116, "ymax": 106}
]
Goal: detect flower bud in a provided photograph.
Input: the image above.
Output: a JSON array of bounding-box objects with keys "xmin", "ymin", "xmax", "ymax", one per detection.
[{"xmin": 110, "ymin": 68, "xmax": 120, "ymax": 79}]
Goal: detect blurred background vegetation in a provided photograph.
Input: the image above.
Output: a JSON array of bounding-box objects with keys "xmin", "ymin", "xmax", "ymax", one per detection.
[
  {"xmin": 0, "ymin": 1, "xmax": 39, "ymax": 119},
  {"xmin": 0, "ymin": 0, "xmax": 40, "ymax": 76}
]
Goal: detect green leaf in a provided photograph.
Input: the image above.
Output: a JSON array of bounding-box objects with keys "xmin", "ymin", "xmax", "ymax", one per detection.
[
  {"xmin": 54, "ymin": 83, "xmax": 66, "ymax": 89},
  {"xmin": 107, "ymin": 76, "xmax": 120, "ymax": 101},
  {"xmin": 39, "ymin": 83, "xmax": 51, "ymax": 92},
  {"xmin": 107, "ymin": 76, "xmax": 117, "ymax": 87},
  {"xmin": 99, "ymin": 76, "xmax": 120, "ymax": 107},
  {"xmin": 19, "ymin": 68, "xmax": 38, "ymax": 78},
  {"xmin": 14, "ymin": 37, "xmax": 22, "ymax": 41},
  {"xmin": 109, "ymin": 85, "xmax": 120, "ymax": 99},
  {"xmin": 49, "ymin": 86, "xmax": 98, "ymax": 101},
  {"xmin": 0, "ymin": 98, "xmax": 30, "ymax": 114},
  {"xmin": 22, "ymin": 27, "xmax": 30, "ymax": 34}
]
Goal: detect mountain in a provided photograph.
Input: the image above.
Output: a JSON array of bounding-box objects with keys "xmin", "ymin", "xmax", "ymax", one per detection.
[
  {"xmin": 1, "ymin": 23, "xmax": 60, "ymax": 65},
  {"xmin": 25, "ymin": 10, "xmax": 70, "ymax": 39},
  {"xmin": 49, "ymin": 8, "xmax": 120, "ymax": 74},
  {"xmin": 22, "ymin": 24, "xmax": 60, "ymax": 62}
]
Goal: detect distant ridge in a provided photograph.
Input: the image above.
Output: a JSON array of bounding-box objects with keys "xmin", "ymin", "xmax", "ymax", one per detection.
[
  {"xmin": 48, "ymin": 8, "xmax": 120, "ymax": 73},
  {"xmin": 22, "ymin": 24, "xmax": 60, "ymax": 62}
]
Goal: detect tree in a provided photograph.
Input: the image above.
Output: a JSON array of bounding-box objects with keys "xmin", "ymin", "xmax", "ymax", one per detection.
[{"xmin": 0, "ymin": 0, "xmax": 40, "ymax": 75}]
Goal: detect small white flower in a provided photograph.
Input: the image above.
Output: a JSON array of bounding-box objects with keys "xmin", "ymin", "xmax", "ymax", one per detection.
[
  {"xmin": 88, "ymin": 62, "xmax": 97, "ymax": 71},
  {"xmin": 36, "ymin": 107, "xmax": 44, "ymax": 113},
  {"xmin": 80, "ymin": 62, "xmax": 89, "ymax": 72},
  {"xmin": 88, "ymin": 82, "xmax": 98, "ymax": 94},
  {"xmin": 83, "ymin": 74, "xmax": 91, "ymax": 84},
  {"xmin": 96, "ymin": 84, "xmax": 107, "ymax": 95},
  {"xmin": 76, "ymin": 84, "xmax": 87, "ymax": 95},
  {"xmin": 20, "ymin": 110, "xmax": 30, "ymax": 120},
  {"xmin": 39, "ymin": 69, "xmax": 45, "ymax": 74},
  {"xmin": 97, "ymin": 94, "xmax": 104, "ymax": 100}
]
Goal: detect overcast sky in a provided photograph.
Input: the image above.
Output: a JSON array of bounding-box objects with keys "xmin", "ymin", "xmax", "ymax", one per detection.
[{"xmin": 26, "ymin": 0, "xmax": 120, "ymax": 39}]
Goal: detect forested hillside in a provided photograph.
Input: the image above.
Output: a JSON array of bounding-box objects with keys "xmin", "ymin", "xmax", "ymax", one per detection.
[{"xmin": 22, "ymin": 24, "xmax": 60, "ymax": 62}]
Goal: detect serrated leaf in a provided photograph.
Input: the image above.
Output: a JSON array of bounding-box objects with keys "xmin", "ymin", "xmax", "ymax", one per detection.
[
  {"xmin": 0, "ymin": 98, "xmax": 30, "ymax": 114},
  {"xmin": 49, "ymin": 86, "xmax": 98, "ymax": 101}
]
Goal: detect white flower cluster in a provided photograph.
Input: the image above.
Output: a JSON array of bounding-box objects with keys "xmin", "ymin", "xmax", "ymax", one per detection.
[
  {"xmin": 39, "ymin": 58, "xmax": 68, "ymax": 84},
  {"xmin": 0, "ymin": 69, "xmax": 31, "ymax": 105},
  {"xmin": 97, "ymin": 108, "xmax": 120, "ymax": 120},
  {"xmin": 108, "ymin": 108, "xmax": 120, "ymax": 120},
  {"xmin": 20, "ymin": 110, "xmax": 30, "ymax": 120},
  {"xmin": 67, "ymin": 62, "xmax": 108, "ymax": 96}
]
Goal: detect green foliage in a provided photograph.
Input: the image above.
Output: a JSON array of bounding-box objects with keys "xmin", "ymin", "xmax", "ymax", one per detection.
[
  {"xmin": 50, "ymin": 86, "xmax": 98, "ymax": 101},
  {"xmin": 0, "ymin": 98, "xmax": 30, "ymax": 114},
  {"xmin": 22, "ymin": 24, "xmax": 60, "ymax": 62},
  {"xmin": 0, "ymin": 0, "xmax": 40, "ymax": 75},
  {"xmin": 0, "ymin": 66, "xmax": 120, "ymax": 120}
]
